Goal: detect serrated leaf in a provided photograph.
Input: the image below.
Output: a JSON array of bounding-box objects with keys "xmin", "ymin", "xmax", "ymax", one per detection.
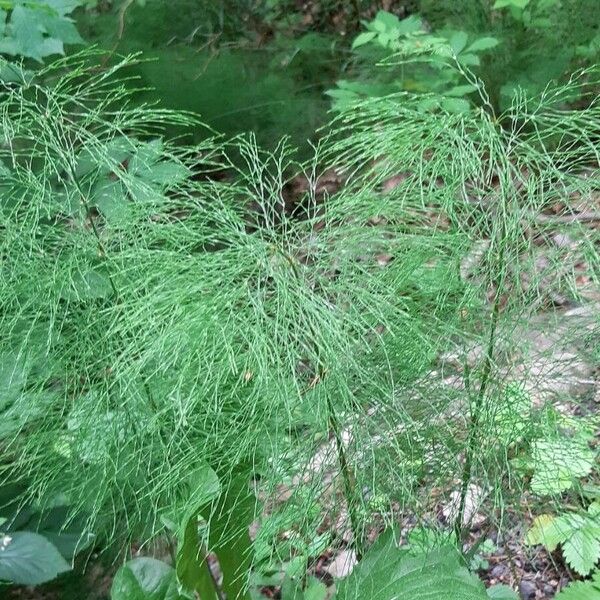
[
  {"xmin": 562, "ymin": 529, "xmax": 600, "ymax": 576},
  {"xmin": 525, "ymin": 514, "xmax": 570, "ymax": 551},
  {"xmin": 555, "ymin": 570, "xmax": 600, "ymax": 599},
  {"xmin": 8, "ymin": 6, "xmax": 45, "ymax": 61},
  {"xmin": 531, "ymin": 438, "xmax": 595, "ymax": 496},
  {"xmin": 334, "ymin": 530, "xmax": 488, "ymax": 600},
  {"xmin": 0, "ymin": 532, "xmax": 70, "ymax": 585}
]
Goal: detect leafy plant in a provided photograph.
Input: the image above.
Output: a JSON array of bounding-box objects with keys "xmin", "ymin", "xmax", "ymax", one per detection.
[
  {"xmin": 0, "ymin": 0, "xmax": 88, "ymax": 62},
  {"xmin": 526, "ymin": 502, "xmax": 600, "ymax": 576},
  {"xmin": 515, "ymin": 411, "xmax": 598, "ymax": 496},
  {"xmin": 0, "ymin": 45, "xmax": 599, "ymax": 598},
  {"xmin": 555, "ymin": 569, "xmax": 600, "ymax": 599},
  {"xmin": 328, "ymin": 10, "xmax": 498, "ymax": 112},
  {"xmin": 334, "ymin": 529, "xmax": 493, "ymax": 600},
  {"xmin": 333, "ymin": 2, "xmax": 599, "ymax": 113},
  {"xmin": 0, "ymin": 483, "xmax": 92, "ymax": 586},
  {"xmin": 0, "ymin": 531, "xmax": 70, "ymax": 586},
  {"xmin": 112, "ymin": 557, "xmax": 189, "ymax": 600},
  {"xmin": 420, "ymin": 0, "xmax": 600, "ymax": 110}
]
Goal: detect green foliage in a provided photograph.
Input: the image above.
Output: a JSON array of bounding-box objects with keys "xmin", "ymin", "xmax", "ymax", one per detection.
[
  {"xmin": 335, "ymin": 2, "xmax": 599, "ymax": 113},
  {"xmin": 420, "ymin": 0, "xmax": 599, "ymax": 109},
  {"xmin": 0, "ymin": 531, "xmax": 70, "ymax": 585},
  {"xmin": 0, "ymin": 0, "xmax": 86, "ymax": 62},
  {"xmin": 334, "ymin": 529, "xmax": 489, "ymax": 600},
  {"xmin": 530, "ymin": 436, "xmax": 596, "ymax": 495},
  {"xmin": 555, "ymin": 570, "xmax": 600, "ymax": 600},
  {"xmin": 329, "ymin": 10, "xmax": 498, "ymax": 112},
  {"xmin": 526, "ymin": 503, "xmax": 600, "ymax": 576},
  {"xmin": 0, "ymin": 42, "xmax": 599, "ymax": 598},
  {"xmin": 486, "ymin": 585, "xmax": 519, "ymax": 599},
  {"xmin": 517, "ymin": 411, "xmax": 598, "ymax": 496},
  {"xmin": 0, "ymin": 483, "xmax": 93, "ymax": 586},
  {"xmin": 111, "ymin": 557, "xmax": 188, "ymax": 600}
]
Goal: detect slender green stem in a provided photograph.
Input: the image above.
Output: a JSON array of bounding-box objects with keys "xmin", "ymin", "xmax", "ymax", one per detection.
[
  {"xmin": 326, "ymin": 394, "xmax": 364, "ymax": 559},
  {"xmin": 454, "ymin": 225, "xmax": 507, "ymax": 545}
]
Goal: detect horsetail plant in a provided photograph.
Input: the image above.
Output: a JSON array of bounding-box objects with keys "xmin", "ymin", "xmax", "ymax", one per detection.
[{"xmin": 0, "ymin": 53, "xmax": 599, "ymax": 598}]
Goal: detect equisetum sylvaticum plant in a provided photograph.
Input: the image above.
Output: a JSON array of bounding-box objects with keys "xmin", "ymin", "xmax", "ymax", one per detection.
[{"xmin": 0, "ymin": 52, "xmax": 598, "ymax": 598}]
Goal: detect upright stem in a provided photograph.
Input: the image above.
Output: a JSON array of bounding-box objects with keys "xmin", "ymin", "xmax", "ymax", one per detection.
[
  {"xmin": 326, "ymin": 394, "xmax": 364, "ymax": 559},
  {"xmin": 454, "ymin": 229, "xmax": 507, "ymax": 545}
]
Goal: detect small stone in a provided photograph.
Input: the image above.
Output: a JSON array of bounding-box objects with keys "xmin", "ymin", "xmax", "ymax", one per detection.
[
  {"xmin": 519, "ymin": 579, "xmax": 537, "ymax": 600},
  {"xmin": 543, "ymin": 584, "xmax": 554, "ymax": 595},
  {"xmin": 324, "ymin": 549, "xmax": 357, "ymax": 579},
  {"xmin": 491, "ymin": 564, "xmax": 507, "ymax": 578}
]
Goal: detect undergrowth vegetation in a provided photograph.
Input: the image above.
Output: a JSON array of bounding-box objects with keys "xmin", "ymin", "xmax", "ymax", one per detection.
[{"xmin": 0, "ymin": 2, "xmax": 599, "ymax": 600}]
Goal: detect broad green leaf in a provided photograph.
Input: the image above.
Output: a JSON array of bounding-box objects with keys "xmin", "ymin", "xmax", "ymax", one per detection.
[
  {"xmin": 6, "ymin": 6, "xmax": 45, "ymax": 61},
  {"xmin": 41, "ymin": 15, "xmax": 83, "ymax": 44},
  {"xmin": 352, "ymin": 32, "xmax": 376, "ymax": 49},
  {"xmin": 61, "ymin": 269, "xmax": 113, "ymax": 301},
  {"xmin": 173, "ymin": 464, "xmax": 221, "ymax": 540},
  {"xmin": 281, "ymin": 575, "xmax": 327, "ymax": 600},
  {"xmin": 304, "ymin": 577, "xmax": 327, "ymax": 600},
  {"xmin": 449, "ymin": 31, "xmax": 468, "ymax": 55},
  {"xmin": 493, "ymin": 0, "xmax": 530, "ymax": 8},
  {"xmin": 466, "ymin": 37, "xmax": 500, "ymax": 53},
  {"xmin": 396, "ymin": 15, "xmax": 423, "ymax": 35},
  {"xmin": 446, "ymin": 85, "xmax": 478, "ymax": 97},
  {"xmin": 372, "ymin": 11, "xmax": 400, "ymax": 33},
  {"xmin": 530, "ymin": 438, "xmax": 595, "ymax": 495},
  {"xmin": 176, "ymin": 518, "xmax": 217, "ymax": 600},
  {"xmin": 202, "ymin": 473, "xmax": 255, "ymax": 600},
  {"xmin": 93, "ymin": 181, "xmax": 130, "ymax": 223},
  {"xmin": 334, "ymin": 530, "xmax": 488, "ymax": 600},
  {"xmin": 129, "ymin": 139, "xmax": 190, "ymax": 187},
  {"xmin": 441, "ymin": 97, "xmax": 471, "ymax": 113},
  {"xmin": 173, "ymin": 463, "xmax": 221, "ymax": 598},
  {"xmin": 0, "ymin": 532, "xmax": 70, "ymax": 585},
  {"xmin": 458, "ymin": 53, "xmax": 481, "ymax": 67},
  {"xmin": 487, "ymin": 584, "xmax": 519, "ymax": 599},
  {"xmin": 44, "ymin": 0, "xmax": 88, "ymax": 16},
  {"xmin": 111, "ymin": 558, "xmax": 188, "ymax": 600},
  {"xmin": 0, "ymin": 3, "xmax": 82, "ymax": 61}
]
